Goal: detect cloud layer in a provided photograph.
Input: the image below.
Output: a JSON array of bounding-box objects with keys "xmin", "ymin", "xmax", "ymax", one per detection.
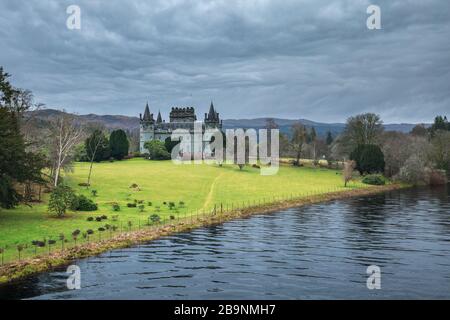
[{"xmin": 1, "ymin": 0, "xmax": 449, "ymax": 123}]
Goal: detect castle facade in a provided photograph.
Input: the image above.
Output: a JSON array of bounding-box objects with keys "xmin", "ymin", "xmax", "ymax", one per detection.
[{"xmin": 139, "ymin": 101, "xmax": 222, "ymax": 154}]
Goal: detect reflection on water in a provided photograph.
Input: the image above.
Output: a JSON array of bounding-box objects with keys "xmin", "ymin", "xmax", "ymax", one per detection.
[{"xmin": 1, "ymin": 185, "xmax": 449, "ymax": 300}]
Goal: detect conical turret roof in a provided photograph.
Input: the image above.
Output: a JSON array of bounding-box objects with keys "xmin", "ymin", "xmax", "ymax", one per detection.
[
  {"xmin": 157, "ymin": 110, "xmax": 162, "ymax": 123},
  {"xmin": 208, "ymin": 101, "xmax": 216, "ymax": 120},
  {"xmin": 143, "ymin": 102, "xmax": 152, "ymax": 121}
]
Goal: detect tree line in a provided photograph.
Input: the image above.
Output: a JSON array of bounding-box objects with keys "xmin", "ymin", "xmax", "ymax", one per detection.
[
  {"xmin": 0, "ymin": 67, "xmax": 131, "ymax": 209},
  {"xmin": 279, "ymin": 113, "xmax": 450, "ymax": 185}
]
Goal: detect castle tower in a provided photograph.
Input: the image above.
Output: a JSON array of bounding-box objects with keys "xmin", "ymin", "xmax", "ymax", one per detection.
[
  {"xmin": 204, "ymin": 101, "xmax": 222, "ymax": 129},
  {"xmin": 140, "ymin": 102, "xmax": 155, "ymax": 153}
]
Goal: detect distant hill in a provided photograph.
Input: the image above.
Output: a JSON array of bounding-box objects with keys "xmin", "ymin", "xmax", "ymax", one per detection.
[
  {"xmin": 26, "ymin": 109, "xmax": 140, "ymax": 131},
  {"xmin": 26, "ymin": 109, "xmax": 424, "ymax": 136},
  {"xmin": 223, "ymin": 118, "xmax": 421, "ymax": 137}
]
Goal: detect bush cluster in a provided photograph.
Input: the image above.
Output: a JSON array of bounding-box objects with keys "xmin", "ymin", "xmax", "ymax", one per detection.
[
  {"xmin": 71, "ymin": 194, "xmax": 98, "ymax": 211},
  {"xmin": 362, "ymin": 174, "xmax": 386, "ymax": 185}
]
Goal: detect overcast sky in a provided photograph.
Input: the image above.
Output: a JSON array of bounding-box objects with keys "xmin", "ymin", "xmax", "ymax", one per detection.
[{"xmin": 0, "ymin": 0, "xmax": 449, "ymax": 123}]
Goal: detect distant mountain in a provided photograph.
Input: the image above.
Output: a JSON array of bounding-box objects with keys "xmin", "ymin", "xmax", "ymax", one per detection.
[
  {"xmin": 27, "ymin": 109, "xmax": 424, "ymax": 136},
  {"xmin": 223, "ymin": 118, "xmax": 421, "ymax": 137},
  {"xmin": 26, "ymin": 109, "xmax": 140, "ymax": 131}
]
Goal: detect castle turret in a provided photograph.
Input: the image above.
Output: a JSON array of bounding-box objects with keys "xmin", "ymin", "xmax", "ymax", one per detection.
[
  {"xmin": 142, "ymin": 102, "xmax": 154, "ymax": 123},
  {"xmin": 205, "ymin": 101, "xmax": 221, "ymax": 129},
  {"xmin": 140, "ymin": 102, "xmax": 155, "ymax": 153},
  {"xmin": 156, "ymin": 110, "xmax": 162, "ymax": 123}
]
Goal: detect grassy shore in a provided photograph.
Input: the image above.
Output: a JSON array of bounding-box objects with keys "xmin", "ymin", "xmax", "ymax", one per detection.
[
  {"xmin": 0, "ymin": 182, "xmax": 406, "ymax": 284},
  {"xmin": 1, "ymin": 158, "xmax": 369, "ymax": 265}
]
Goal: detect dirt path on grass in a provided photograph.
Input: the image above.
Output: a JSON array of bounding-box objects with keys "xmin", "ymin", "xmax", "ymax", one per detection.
[{"xmin": 200, "ymin": 172, "xmax": 225, "ymax": 213}]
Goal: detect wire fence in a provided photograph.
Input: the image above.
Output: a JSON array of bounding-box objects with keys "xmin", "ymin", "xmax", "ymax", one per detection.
[{"xmin": 0, "ymin": 181, "xmax": 367, "ymax": 266}]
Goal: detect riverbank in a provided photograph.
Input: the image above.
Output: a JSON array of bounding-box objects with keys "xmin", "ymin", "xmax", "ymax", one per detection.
[
  {"xmin": 0, "ymin": 183, "xmax": 406, "ymax": 285},
  {"xmin": 0, "ymin": 159, "xmax": 365, "ymax": 263}
]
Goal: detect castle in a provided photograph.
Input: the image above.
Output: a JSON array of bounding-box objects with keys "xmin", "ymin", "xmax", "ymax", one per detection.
[{"xmin": 139, "ymin": 101, "xmax": 222, "ymax": 154}]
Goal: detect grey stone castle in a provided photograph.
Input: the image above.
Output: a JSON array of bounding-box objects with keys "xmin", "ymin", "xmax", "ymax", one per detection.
[{"xmin": 139, "ymin": 101, "xmax": 222, "ymax": 154}]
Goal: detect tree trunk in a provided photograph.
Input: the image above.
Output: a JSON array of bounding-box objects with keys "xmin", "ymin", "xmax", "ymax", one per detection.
[
  {"xmin": 87, "ymin": 160, "xmax": 94, "ymax": 187},
  {"xmin": 54, "ymin": 162, "xmax": 61, "ymax": 187}
]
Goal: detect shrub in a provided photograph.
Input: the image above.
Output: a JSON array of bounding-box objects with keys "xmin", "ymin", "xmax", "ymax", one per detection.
[
  {"xmin": 48, "ymin": 185, "xmax": 76, "ymax": 217},
  {"xmin": 130, "ymin": 183, "xmax": 139, "ymax": 189},
  {"xmin": 429, "ymin": 170, "xmax": 448, "ymax": 186},
  {"xmin": 100, "ymin": 215, "xmax": 108, "ymax": 220},
  {"xmin": 170, "ymin": 215, "xmax": 175, "ymax": 220},
  {"xmin": 144, "ymin": 140, "xmax": 171, "ymax": 160},
  {"xmin": 86, "ymin": 229, "xmax": 94, "ymax": 240},
  {"xmin": 127, "ymin": 202, "xmax": 137, "ymax": 208},
  {"xmin": 397, "ymin": 155, "xmax": 429, "ymax": 185},
  {"xmin": 350, "ymin": 144, "xmax": 385, "ymax": 175},
  {"xmin": 149, "ymin": 214, "xmax": 160, "ymax": 224},
  {"xmin": 95, "ymin": 216, "xmax": 102, "ymax": 222},
  {"xmin": 147, "ymin": 201, "xmax": 152, "ymax": 206},
  {"xmin": 91, "ymin": 189, "xmax": 98, "ymax": 197},
  {"xmin": 138, "ymin": 204, "xmax": 145, "ymax": 212},
  {"xmin": 111, "ymin": 215, "xmax": 119, "ymax": 221},
  {"xmin": 362, "ymin": 174, "xmax": 386, "ymax": 185},
  {"xmin": 78, "ymin": 182, "xmax": 90, "ymax": 187},
  {"xmin": 87, "ymin": 217, "xmax": 94, "ymax": 221},
  {"xmin": 71, "ymin": 195, "xmax": 98, "ymax": 211},
  {"xmin": 112, "ymin": 203, "xmax": 120, "ymax": 211}
]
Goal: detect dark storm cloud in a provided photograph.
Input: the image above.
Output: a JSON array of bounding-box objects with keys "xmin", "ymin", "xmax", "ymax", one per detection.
[{"xmin": 0, "ymin": 0, "xmax": 449, "ymax": 123}]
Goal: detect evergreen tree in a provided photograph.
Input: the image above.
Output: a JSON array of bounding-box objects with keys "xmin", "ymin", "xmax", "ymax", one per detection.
[
  {"xmin": 350, "ymin": 144, "xmax": 385, "ymax": 175},
  {"xmin": 85, "ymin": 130, "xmax": 110, "ymax": 162},
  {"xmin": 429, "ymin": 115, "xmax": 449, "ymax": 137},
  {"xmin": 0, "ymin": 68, "xmax": 45, "ymax": 208},
  {"xmin": 326, "ymin": 131, "xmax": 333, "ymax": 145},
  {"xmin": 109, "ymin": 129, "xmax": 129, "ymax": 160}
]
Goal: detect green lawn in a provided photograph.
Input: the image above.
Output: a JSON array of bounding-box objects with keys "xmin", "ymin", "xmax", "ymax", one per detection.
[{"xmin": 0, "ymin": 158, "xmax": 368, "ymax": 263}]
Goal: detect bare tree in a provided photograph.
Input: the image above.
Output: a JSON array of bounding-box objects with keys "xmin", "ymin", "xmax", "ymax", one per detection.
[
  {"xmin": 381, "ymin": 131, "xmax": 431, "ymax": 177},
  {"xmin": 343, "ymin": 160, "xmax": 356, "ymax": 187},
  {"xmin": 291, "ymin": 123, "xmax": 307, "ymax": 166},
  {"xmin": 343, "ymin": 113, "xmax": 383, "ymax": 146},
  {"xmin": 49, "ymin": 114, "xmax": 84, "ymax": 186},
  {"xmin": 85, "ymin": 127, "xmax": 108, "ymax": 186},
  {"xmin": 309, "ymin": 127, "xmax": 317, "ymax": 160}
]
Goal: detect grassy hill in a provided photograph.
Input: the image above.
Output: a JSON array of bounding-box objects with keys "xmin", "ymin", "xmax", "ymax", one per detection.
[{"xmin": 0, "ymin": 158, "xmax": 368, "ymax": 263}]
